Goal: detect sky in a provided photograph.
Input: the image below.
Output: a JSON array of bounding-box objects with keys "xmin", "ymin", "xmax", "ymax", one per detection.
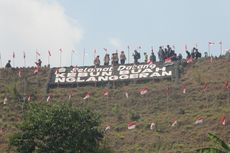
[{"xmin": 0, "ymin": 0, "xmax": 230, "ymax": 67}]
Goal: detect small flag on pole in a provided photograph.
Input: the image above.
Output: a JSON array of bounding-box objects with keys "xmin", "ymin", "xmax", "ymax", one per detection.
[
  {"xmin": 195, "ymin": 117, "xmax": 204, "ymax": 125},
  {"xmin": 203, "ymin": 83, "xmax": 208, "ymax": 92},
  {"xmin": 182, "ymin": 85, "xmax": 187, "ymax": 94},
  {"xmin": 171, "ymin": 120, "xmax": 178, "ymax": 127},
  {"xmin": 128, "ymin": 122, "xmax": 136, "ymax": 130},
  {"xmin": 103, "ymin": 90, "xmax": 109, "ymax": 96},
  {"xmin": 36, "ymin": 51, "xmax": 40, "ymax": 56},
  {"xmin": 220, "ymin": 115, "xmax": 226, "ymax": 126},
  {"xmin": 3, "ymin": 97, "xmax": 8, "ymax": 105},
  {"xmin": 224, "ymin": 80, "xmax": 229, "ymax": 89},
  {"xmin": 83, "ymin": 92, "xmax": 91, "ymax": 100},
  {"xmin": 125, "ymin": 92, "xmax": 129, "ymax": 99},
  {"xmin": 47, "ymin": 95, "xmax": 51, "ymax": 102},
  {"xmin": 48, "ymin": 50, "xmax": 51, "ymax": 56},
  {"xmin": 18, "ymin": 69, "xmax": 22, "ymax": 78},
  {"xmin": 27, "ymin": 95, "xmax": 31, "ymax": 102},
  {"xmin": 150, "ymin": 122, "xmax": 156, "ymax": 130},
  {"xmin": 165, "ymin": 57, "xmax": 172, "ymax": 63},
  {"xmin": 139, "ymin": 87, "xmax": 148, "ymax": 95}
]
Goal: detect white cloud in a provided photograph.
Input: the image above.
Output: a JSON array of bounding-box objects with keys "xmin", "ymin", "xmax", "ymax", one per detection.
[
  {"xmin": 109, "ymin": 38, "xmax": 123, "ymax": 49},
  {"xmin": 0, "ymin": 0, "xmax": 83, "ymax": 67}
]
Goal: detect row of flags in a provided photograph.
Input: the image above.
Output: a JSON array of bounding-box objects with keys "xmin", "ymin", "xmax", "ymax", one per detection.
[{"xmin": 105, "ymin": 115, "xmax": 227, "ymax": 132}]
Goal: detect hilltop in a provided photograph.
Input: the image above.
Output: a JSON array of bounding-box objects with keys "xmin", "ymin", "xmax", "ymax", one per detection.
[{"xmin": 0, "ymin": 57, "xmax": 230, "ymax": 153}]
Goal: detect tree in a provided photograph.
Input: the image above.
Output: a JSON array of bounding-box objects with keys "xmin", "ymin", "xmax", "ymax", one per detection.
[
  {"xmin": 196, "ymin": 133, "xmax": 230, "ymax": 153},
  {"xmin": 10, "ymin": 103, "xmax": 108, "ymax": 153}
]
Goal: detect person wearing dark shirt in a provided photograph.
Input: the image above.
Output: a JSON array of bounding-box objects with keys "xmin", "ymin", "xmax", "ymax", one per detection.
[{"xmin": 5, "ymin": 60, "xmax": 12, "ymax": 68}]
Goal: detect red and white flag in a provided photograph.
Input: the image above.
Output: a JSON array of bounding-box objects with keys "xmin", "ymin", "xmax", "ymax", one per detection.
[
  {"xmin": 33, "ymin": 67, "xmax": 39, "ymax": 74},
  {"xmin": 203, "ymin": 83, "xmax": 208, "ymax": 92},
  {"xmin": 3, "ymin": 97, "xmax": 8, "ymax": 105},
  {"xmin": 13, "ymin": 52, "xmax": 15, "ymax": 58},
  {"xmin": 224, "ymin": 80, "xmax": 229, "ymax": 89},
  {"xmin": 147, "ymin": 60, "xmax": 153, "ymax": 64},
  {"xmin": 18, "ymin": 70, "xmax": 22, "ymax": 78},
  {"xmin": 171, "ymin": 120, "xmax": 178, "ymax": 127},
  {"xmin": 182, "ymin": 85, "xmax": 187, "ymax": 94},
  {"xmin": 105, "ymin": 126, "xmax": 111, "ymax": 132},
  {"xmin": 150, "ymin": 122, "xmax": 156, "ymax": 130},
  {"xmin": 125, "ymin": 92, "xmax": 129, "ymax": 98},
  {"xmin": 139, "ymin": 87, "xmax": 148, "ymax": 95},
  {"xmin": 220, "ymin": 115, "xmax": 226, "ymax": 126},
  {"xmin": 186, "ymin": 56, "xmax": 193, "ymax": 63},
  {"xmin": 103, "ymin": 90, "xmax": 109, "ymax": 96},
  {"xmin": 36, "ymin": 51, "xmax": 40, "ymax": 56},
  {"xmin": 103, "ymin": 48, "xmax": 108, "ymax": 52},
  {"xmin": 48, "ymin": 50, "xmax": 51, "ymax": 56},
  {"xmin": 128, "ymin": 122, "xmax": 136, "ymax": 130},
  {"xmin": 165, "ymin": 57, "xmax": 172, "ymax": 63},
  {"xmin": 28, "ymin": 95, "xmax": 31, "ymax": 102},
  {"xmin": 195, "ymin": 117, "xmax": 204, "ymax": 124},
  {"xmin": 55, "ymin": 69, "xmax": 59, "ymax": 75},
  {"xmin": 83, "ymin": 93, "xmax": 91, "ymax": 100},
  {"xmin": 47, "ymin": 95, "xmax": 51, "ymax": 102},
  {"xmin": 59, "ymin": 48, "xmax": 63, "ymax": 52}
]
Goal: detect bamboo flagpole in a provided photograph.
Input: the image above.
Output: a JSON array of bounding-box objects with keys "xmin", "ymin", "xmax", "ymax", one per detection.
[
  {"xmin": 127, "ymin": 45, "xmax": 130, "ymax": 63},
  {"xmin": 12, "ymin": 52, "xmax": 15, "ymax": 67},
  {"xmin": 83, "ymin": 48, "xmax": 85, "ymax": 66},
  {"xmin": 59, "ymin": 48, "xmax": 63, "ymax": 67},
  {"xmin": 208, "ymin": 41, "xmax": 215, "ymax": 56},
  {"xmin": 23, "ymin": 51, "xmax": 26, "ymax": 67},
  {"xmin": 48, "ymin": 50, "xmax": 51, "ymax": 66},
  {"xmin": 219, "ymin": 41, "xmax": 223, "ymax": 56},
  {"xmin": 71, "ymin": 50, "xmax": 75, "ymax": 66}
]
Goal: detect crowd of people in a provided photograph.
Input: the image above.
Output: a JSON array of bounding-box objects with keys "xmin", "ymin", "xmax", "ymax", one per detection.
[{"xmin": 4, "ymin": 44, "xmax": 221, "ymax": 68}]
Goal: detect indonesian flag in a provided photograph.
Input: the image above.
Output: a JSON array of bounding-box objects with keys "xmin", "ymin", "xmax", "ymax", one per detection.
[
  {"xmin": 182, "ymin": 85, "xmax": 187, "ymax": 94},
  {"xmin": 147, "ymin": 60, "xmax": 153, "ymax": 64},
  {"xmin": 3, "ymin": 97, "xmax": 8, "ymax": 105},
  {"xmin": 33, "ymin": 66, "xmax": 39, "ymax": 74},
  {"xmin": 28, "ymin": 95, "xmax": 31, "ymax": 102},
  {"xmin": 195, "ymin": 117, "xmax": 204, "ymax": 124},
  {"xmin": 171, "ymin": 120, "xmax": 178, "ymax": 127},
  {"xmin": 224, "ymin": 80, "xmax": 229, "ymax": 89},
  {"xmin": 150, "ymin": 122, "xmax": 156, "ymax": 130},
  {"xmin": 55, "ymin": 69, "xmax": 59, "ymax": 75},
  {"xmin": 165, "ymin": 57, "xmax": 172, "ymax": 63},
  {"xmin": 18, "ymin": 70, "xmax": 22, "ymax": 78},
  {"xmin": 48, "ymin": 50, "xmax": 51, "ymax": 56},
  {"xmin": 47, "ymin": 95, "xmax": 51, "ymax": 102},
  {"xmin": 128, "ymin": 122, "xmax": 136, "ymax": 130},
  {"xmin": 36, "ymin": 51, "xmax": 40, "ymax": 56},
  {"xmin": 186, "ymin": 56, "xmax": 193, "ymax": 63},
  {"xmin": 225, "ymin": 49, "xmax": 230, "ymax": 53},
  {"xmin": 220, "ymin": 115, "xmax": 226, "ymax": 126},
  {"xmin": 103, "ymin": 90, "xmax": 109, "ymax": 96},
  {"xmin": 83, "ymin": 92, "xmax": 91, "ymax": 100},
  {"xmin": 203, "ymin": 83, "xmax": 208, "ymax": 92},
  {"xmin": 125, "ymin": 92, "xmax": 129, "ymax": 98},
  {"xmin": 139, "ymin": 87, "xmax": 148, "ymax": 95},
  {"xmin": 208, "ymin": 41, "xmax": 215, "ymax": 45},
  {"xmin": 105, "ymin": 126, "xmax": 111, "ymax": 132},
  {"xmin": 13, "ymin": 52, "xmax": 15, "ymax": 58},
  {"xmin": 68, "ymin": 93, "xmax": 72, "ymax": 100},
  {"xmin": 103, "ymin": 48, "xmax": 108, "ymax": 52}
]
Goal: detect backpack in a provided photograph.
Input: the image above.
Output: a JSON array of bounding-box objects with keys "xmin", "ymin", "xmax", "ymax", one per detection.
[{"xmin": 137, "ymin": 52, "xmax": 141, "ymax": 59}]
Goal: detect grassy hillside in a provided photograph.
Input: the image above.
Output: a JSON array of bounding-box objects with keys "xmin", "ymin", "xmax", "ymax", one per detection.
[{"xmin": 0, "ymin": 57, "xmax": 230, "ymax": 153}]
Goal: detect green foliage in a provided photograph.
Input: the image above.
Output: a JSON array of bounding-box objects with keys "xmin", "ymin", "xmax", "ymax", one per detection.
[
  {"xmin": 196, "ymin": 133, "xmax": 230, "ymax": 153},
  {"xmin": 9, "ymin": 103, "xmax": 109, "ymax": 153}
]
